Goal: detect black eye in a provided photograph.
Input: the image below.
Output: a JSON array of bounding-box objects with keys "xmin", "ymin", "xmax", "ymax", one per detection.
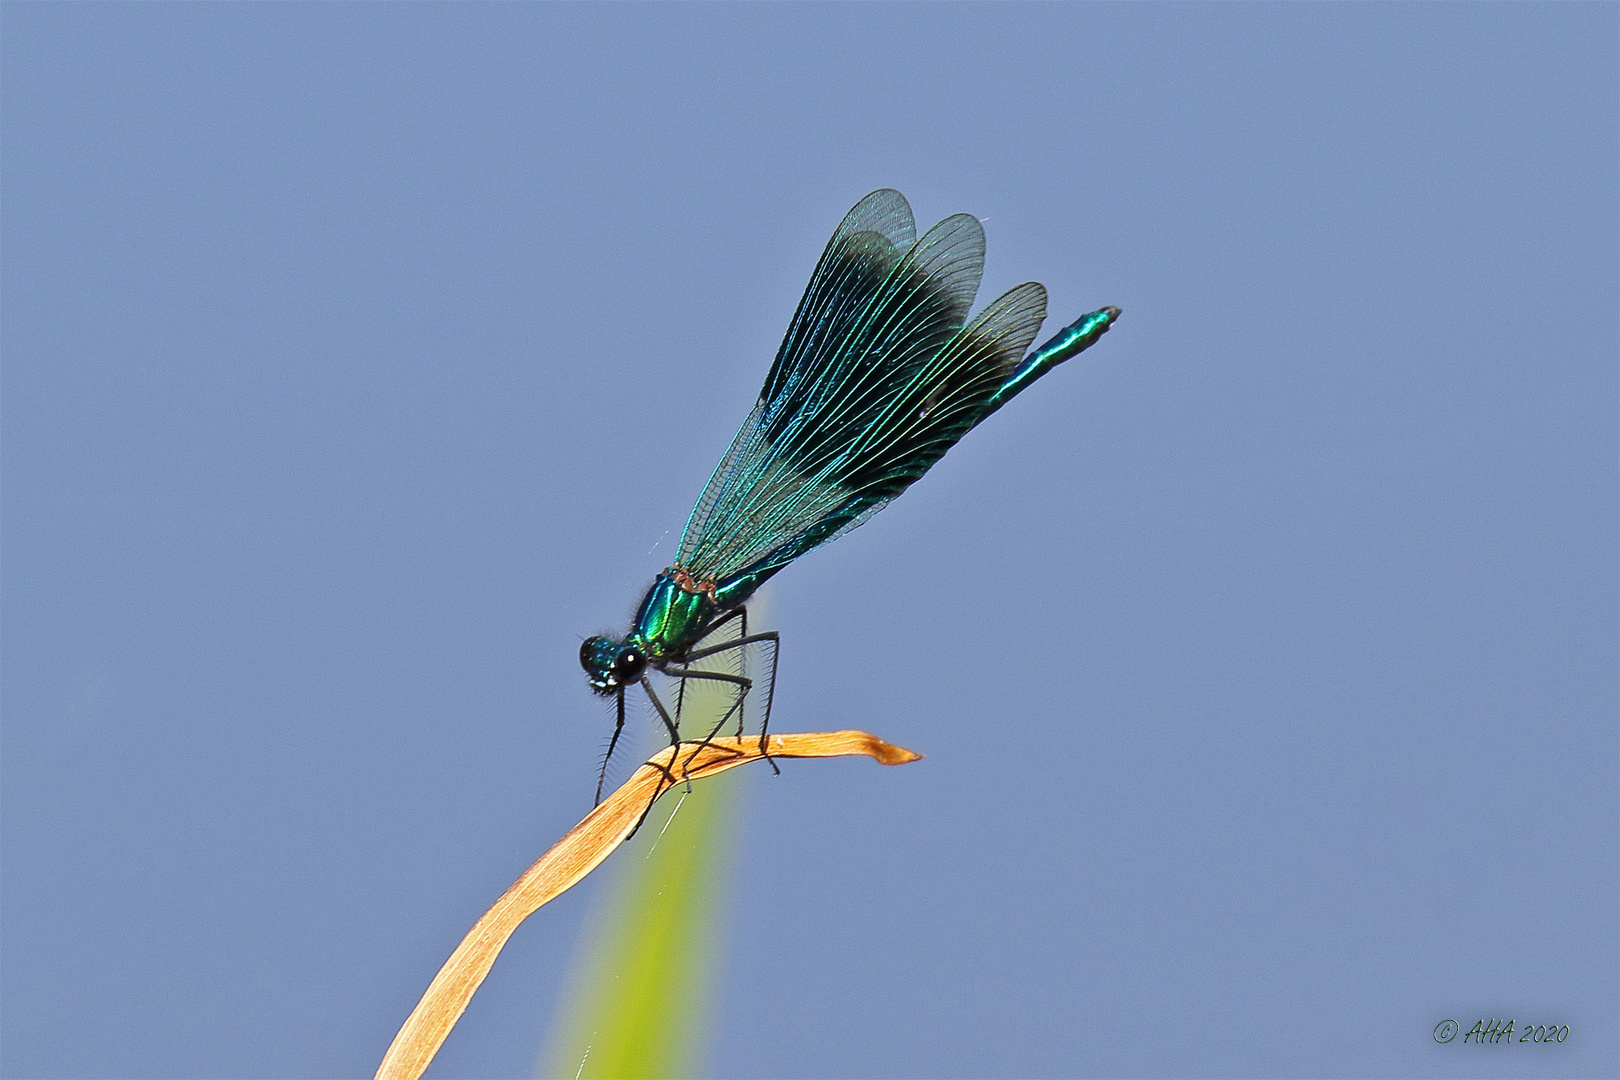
[
  {"xmin": 581, "ymin": 636, "xmax": 613, "ymax": 673},
  {"xmin": 611, "ymin": 647, "xmax": 646, "ymax": 682}
]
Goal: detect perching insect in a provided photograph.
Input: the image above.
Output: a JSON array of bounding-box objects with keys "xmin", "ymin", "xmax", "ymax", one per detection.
[{"xmin": 582, "ymin": 189, "xmax": 1120, "ymax": 801}]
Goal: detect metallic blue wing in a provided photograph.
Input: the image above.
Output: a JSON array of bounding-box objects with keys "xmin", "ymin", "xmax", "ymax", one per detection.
[{"xmin": 676, "ymin": 190, "xmax": 1112, "ymax": 604}]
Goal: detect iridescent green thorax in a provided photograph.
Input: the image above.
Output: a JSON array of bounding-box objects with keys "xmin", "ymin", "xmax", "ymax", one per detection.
[
  {"xmin": 626, "ymin": 568, "xmax": 723, "ymax": 661},
  {"xmin": 580, "ymin": 568, "xmax": 735, "ymax": 695}
]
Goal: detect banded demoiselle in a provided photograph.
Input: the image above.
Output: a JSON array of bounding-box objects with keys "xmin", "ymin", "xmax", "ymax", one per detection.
[{"xmin": 582, "ymin": 189, "xmax": 1120, "ymax": 799}]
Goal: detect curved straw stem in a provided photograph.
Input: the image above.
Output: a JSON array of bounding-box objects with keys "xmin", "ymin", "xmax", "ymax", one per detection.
[{"xmin": 375, "ymin": 730, "xmax": 921, "ymax": 1080}]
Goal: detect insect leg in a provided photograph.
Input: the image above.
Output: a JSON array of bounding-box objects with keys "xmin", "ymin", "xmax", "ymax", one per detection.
[
  {"xmin": 595, "ymin": 686, "xmax": 628, "ymax": 806},
  {"xmin": 756, "ymin": 630, "xmax": 780, "ymax": 772},
  {"xmin": 682, "ymin": 630, "xmax": 778, "ymax": 664},
  {"xmin": 668, "ymin": 605, "xmax": 747, "ymax": 728},
  {"xmin": 639, "ymin": 676, "xmax": 684, "ymax": 748},
  {"xmin": 673, "ymin": 629, "xmax": 781, "ymax": 775},
  {"xmin": 657, "ymin": 666, "xmax": 751, "ymax": 773},
  {"xmin": 632, "ymin": 677, "xmax": 686, "ymax": 799},
  {"xmin": 695, "ymin": 605, "xmax": 747, "ymax": 641}
]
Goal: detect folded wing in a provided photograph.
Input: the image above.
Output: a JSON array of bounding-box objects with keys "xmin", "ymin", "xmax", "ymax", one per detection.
[{"xmin": 677, "ymin": 190, "xmax": 1050, "ymax": 602}]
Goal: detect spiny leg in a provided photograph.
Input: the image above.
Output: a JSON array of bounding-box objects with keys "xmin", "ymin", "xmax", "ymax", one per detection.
[
  {"xmin": 595, "ymin": 686, "xmax": 628, "ymax": 806},
  {"xmin": 632, "ymin": 676, "xmax": 684, "ymax": 806},
  {"xmin": 670, "ymin": 605, "xmax": 746, "ymax": 730},
  {"xmin": 693, "ymin": 604, "xmax": 748, "ymax": 642},
  {"xmin": 596, "ymin": 679, "xmax": 690, "ymax": 842},
  {"xmin": 681, "ymin": 605, "xmax": 754, "ymax": 664},
  {"xmin": 639, "ymin": 676, "xmax": 684, "ymax": 749},
  {"xmin": 659, "ymin": 667, "xmax": 752, "ymax": 733},
  {"xmin": 657, "ymin": 666, "xmax": 751, "ymax": 779},
  {"xmin": 619, "ymin": 668, "xmax": 743, "ymax": 832},
  {"xmin": 725, "ymin": 607, "xmax": 780, "ymax": 770},
  {"xmin": 666, "ymin": 634, "xmax": 781, "ymax": 776},
  {"xmin": 755, "ymin": 630, "xmax": 780, "ymax": 769},
  {"xmin": 663, "ymin": 606, "xmax": 752, "ymax": 773},
  {"xmin": 686, "ymin": 606, "xmax": 780, "ymax": 768}
]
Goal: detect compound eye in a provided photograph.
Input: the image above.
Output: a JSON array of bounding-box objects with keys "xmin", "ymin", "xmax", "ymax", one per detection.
[
  {"xmin": 611, "ymin": 647, "xmax": 646, "ymax": 683},
  {"xmin": 580, "ymin": 636, "xmax": 613, "ymax": 674}
]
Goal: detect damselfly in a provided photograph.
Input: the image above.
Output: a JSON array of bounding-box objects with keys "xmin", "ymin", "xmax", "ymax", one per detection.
[{"xmin": 582, "ymin": 189, "xmax": 1120, "ymax": 800}]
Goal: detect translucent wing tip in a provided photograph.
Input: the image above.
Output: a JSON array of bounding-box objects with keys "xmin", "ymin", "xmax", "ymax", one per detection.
[
  {"xmin": 837, "ymin": 189, "xmax": 917, "ymax": 253},
  {"xmin": 967, "ymin": 281, "xmax": 1049, "ymax": 366},
  {"xmin": 894, "ymin": 211, "xmax": 988, "ymax": 323}
]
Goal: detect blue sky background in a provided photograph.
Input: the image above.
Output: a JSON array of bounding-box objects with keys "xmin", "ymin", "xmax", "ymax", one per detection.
[{"xmin": 3, "ymin": 5, "xmax": 1615, "ymax": 1078}]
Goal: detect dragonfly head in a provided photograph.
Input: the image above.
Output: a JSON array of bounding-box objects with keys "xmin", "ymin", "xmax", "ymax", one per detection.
[{"xmin": 580, "ymin": 635, "xmax": 648, "ymax": 695}]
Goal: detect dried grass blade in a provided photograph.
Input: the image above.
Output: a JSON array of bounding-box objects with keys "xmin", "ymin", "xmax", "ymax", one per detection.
[{"xmin": 375, "ymin": 730, "xmax": 921, "ymax": 1080}]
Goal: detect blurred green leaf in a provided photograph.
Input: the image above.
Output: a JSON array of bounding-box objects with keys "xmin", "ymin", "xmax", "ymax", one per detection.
[
  {"xmin": 542, "ymin": 770, "xmax": 738, "ymax": 1080},
  {"xmin": 542, "ymin": 613, "xmax": 759, "ymax": 1080}
]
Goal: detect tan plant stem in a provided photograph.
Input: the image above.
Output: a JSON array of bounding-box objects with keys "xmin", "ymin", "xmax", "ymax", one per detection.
[{"xmin": 375, "ymin": 731, "xmax": 921, "ymax": 1080}]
